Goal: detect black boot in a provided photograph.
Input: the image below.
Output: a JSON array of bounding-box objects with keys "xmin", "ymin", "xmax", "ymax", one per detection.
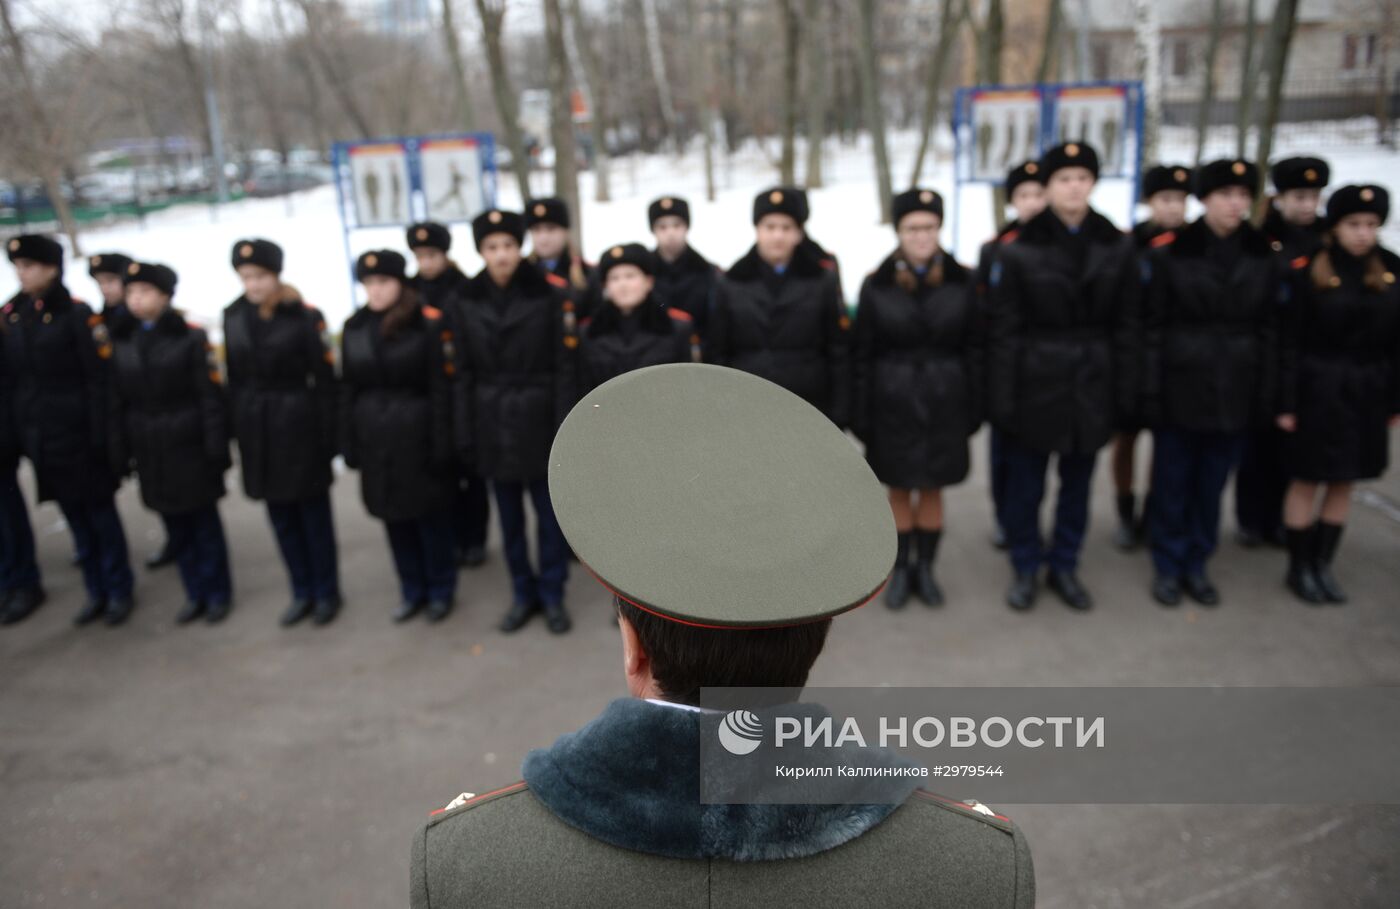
[
  {"xmin": 393, "ymin": 600, "xmax": 423, "ymax": 623},
  {"xmin": 175, "ymin": 600, "xmax": 204, "ymax": 624},
  {"xmin": 499, "ymin": 600, "xmax": 538, "ymax": 633},
  {"xmin": 426, "ymin": 599, "xmax": 454, "ymax": 622},
  {"xmin": 912, "ymin": 529, "xmax": 944, "ymax": 607},
  {"xmin": 1113, "ymin": 493, "xmax": 1138, "ymax": 551},
  {"xmin": 204, "ymin": 600, "xmax": 231, "ymax": 624},
  {"xmin": 74, "ymin": 597, "xmax": 107, "ymax": 626},
  {"xmin": 280, "ymin": 598, "xmax": 314, "ymax": 627},
  {"xmin": 145, "ymin": 540, "xmax": 175, "ymax": 570},
  {"xmin": 2, "ymin": 586, "xmax": 46, "ymax": 625},
  {"xmin": 1046, "ymin": 569, "xmax": 1092, "ymax": 610},
  {"xmin": 105, "ymin": 596, "xmax": 136, "ymax": 626},
  {"xmin": 1284, "ymin": 526, "xmax": 1325, "ymax": 605},
  {"xmin": 884, "ymin": 532, "xmax": 912, "ymax": 610},
  {"xmin": 1312, "ymin": 521, "xmax": 1347, "ymax": 604},
  {"xmin": 1006, "ymin": 571, "xmax": 1037, "ymax": 611},
  {"xmin": 311, "ymin": 595, "xmax": 343, "ymax": 625},
  {"xmin": 542, "ymin": 601, "xmax": 572, "ymax": 634}
]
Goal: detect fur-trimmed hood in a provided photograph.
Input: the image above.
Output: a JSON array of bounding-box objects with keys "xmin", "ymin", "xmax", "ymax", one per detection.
[
  {"xmin": 521, "ymin": 697, "xmax": 921, "ymax": 862},
  {"xmin": 867, "ymin": 249, "xmax": 971, "ymax": 289},
  {"xmin": 583, "ymin": 293, "xmax": 674, "ymax": 338}
]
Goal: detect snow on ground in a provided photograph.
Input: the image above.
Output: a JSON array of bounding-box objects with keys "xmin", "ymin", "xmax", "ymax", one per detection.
[{"xmin": 3, "ymin": 123, "xmax": 1396, "ymax": 335}]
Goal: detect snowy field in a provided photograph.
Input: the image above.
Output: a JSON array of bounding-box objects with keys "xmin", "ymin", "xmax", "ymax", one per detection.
[{"xmin": 4, "ymin": 122, "xmax": 1397, "ymax": 336}]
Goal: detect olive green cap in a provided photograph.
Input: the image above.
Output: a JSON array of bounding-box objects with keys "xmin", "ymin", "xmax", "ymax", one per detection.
[{"xmin": 548, "ymin": 364, "xmax": 895, "ymax": 628}]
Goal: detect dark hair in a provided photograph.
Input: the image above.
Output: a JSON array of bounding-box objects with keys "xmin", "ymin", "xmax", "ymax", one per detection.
[
  {"xmin": 616, "ymin": 598, "xmax": 831, "ymax": 706},
  {"xmin": 380, "ymin": 282, "xmax": 420, "ymax": 337},
  {"xmin": 1311, "ymin": 233, "xmax": 1388, "ymax": 294}
]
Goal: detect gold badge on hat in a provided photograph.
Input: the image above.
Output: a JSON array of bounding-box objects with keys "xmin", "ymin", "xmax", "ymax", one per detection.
[
  {"xmin": 919, "ymin": 190, "xmax": 934, "ymax": 203},
  {"xmin": 1383, "ymin": 272, "xmax": 1395, "ymax": 285},
  {"xmin": 365, "ymin": 254, "xmax": 378, "ymax": 268},
  {"xmin": 769, "ymin": 190, "xmax": 783, "ymax": 204},
  {"xmin": 90, "ymin": 255, "xmax": 102, "ymax": 267},
  {"xmin": 1232, "ymin": 161, "xmax": 1246, "ymax": 175},
  {"xmin": 488, "ymin": 210, "xmax": 502, "ymax": 224},
  {"xmin": 533, "ymin": 203, "xmax": 547, "ymax": 217},
  {"xmin": 610, "ymin": 246, "xmax": 624, "ymax": 259},
  {"xmin": 128, "ymin": 263, "xmax": 140, "ymax": 275},
  {"xmin": 1304, "ymin": 168, "xmax": 1318, "ymax": 182},
  {"xmin": 1361, "ymin": 188, "xmax": 1375, "ymax": 202},
  {"xmin": 240, "ymin": 243, "xmax": 254, "ymax": 258},
  {"xmin": 7, "ymin": 239, "xmax": 18, "ymax": 252},
  {"xmin": 416, "ymin": 228, "xmax": 428, "ymax": 241},
  {"xmin": 660, "ymin": 198, "xmax": 674, "ymax": 210},
  {"xmin": 1174, "ymin": 169, "xmax": 1187, "ymax": 182},
  {"xmin": 1066, "ymin": 143, "xmax": 1080, "ymax": 157},
  {"xmin": 1025, "ymin": 162, "xmax": 1038, "ymax": 174}
]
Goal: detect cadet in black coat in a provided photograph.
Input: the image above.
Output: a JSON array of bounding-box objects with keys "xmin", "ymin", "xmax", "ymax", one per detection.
[
  {"xmin": 987, "ymin": 144, "xmax": 1139, "ymax": 612},
  {"xmin": 341, "ymin": 250, "xmax": 458, "ymax": 623},
  {"xmin": 1235, "ymin": 156, "xmax": 1331, "ymax": 550},
  {"xmin": 710, "ymin": 187, "xmax": 852, "ymax": 428},
  {"xmin": 1111, "ymin": 164, "xmax": 1191, "ymax": 551},
  {"xmin": 225, "ymin": 239, "xmax": 343, "ymax": 626},
  {"xmin": 525, "ymin": 197, "xmax": 601, "ymax": 318},
  {"xmin": 109, "ymin": 263, "xmax": 233, "ymax": 624},
  {"xmin": 1276, "ymin": 185, "xmax": 1400, "ymax": 605},
  {"xmin": 2, "ymin": 234, "xmax": 135, "ymax": 625},
  {"xmin": 854, "ymin": 189, "xmax": 981, "ymax": 611},
  {"xmin": 975, "ymin": 161, "xmax": 1046, "ymax": 552},
  {"xmin": 408, "ymin": 222, "xmax": 491, "ymax": 571},
  {"xmin": 1142, "ymin": 159, "xmax": 1285, "ymax": 607},
  {"xmin": 452, "ymin": 209, "xmax": 579, "ymax": 635},
  {"xmin": 0, "ymin": 306, "xmax": 43, "ymax": 624},
  {"xmin": 579, "ymin": 243, "xmax": 697, "ymax": 396},
  {"xmin": 647, "ymin": 196, "xmax": 719, "ymax": 342}
]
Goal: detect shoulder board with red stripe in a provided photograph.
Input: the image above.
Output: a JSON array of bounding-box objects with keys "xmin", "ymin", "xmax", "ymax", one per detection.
[
  {"xmin": 1290, "ymin": 255, "xmax": 1311, "ymax": 270},
  {"xmin": 545, "ymin": 272, "xmax": 569, "ymax": 289},
  {"xmin": 666, "ymin": 307, "xmax": 693, "ymax": 323},
  {"xmin": 185, "ymin": 319, "xmax": 206, "ymax": 331},
  {"xmin": 998, "ymin": 229, "xmax": 1020, "ymax": 245},
  {"xmin": 819, "ymin": 257, "xmax": 837, "ymax": 271},
  {"xmin": 913, "ymin": 790, "xmax": 1015, "ymax": 830},
  {"xmin": 421, "ymin": 304, "xmax": 443, "ymax": 320},
  {"xmin": 1149, "ymin": 230, "xmax": 1177, "ymax": 248},
  {"xmin": 86, "ymin": 313, "xmax": 104, "ymax": 328},
  {"xmin": 427, "ymin": 781, "xmax": 528, "ymax": 819}
]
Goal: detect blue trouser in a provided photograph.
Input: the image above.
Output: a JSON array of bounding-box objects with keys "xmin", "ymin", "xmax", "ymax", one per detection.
[
  {"xmin": 988, "ymin": 427, "xmax": 1010, "ymax": 532},
  {"xmin": 1001, "ymin": 437, "xmax": 1097, "ymax": 576},
  {"xmin": 453, "ymin": 469, "xmax": 491, "ymax": 551},
  {"xmin": 58, "ymin": 497, "xmax": 133, "ymax": 602},
  {"xmin": 0, "ymin": 462, "xmax": 40, "ymax": 592},
  {"xmin": 164, "ymin": 504, "xmax": 232, "ymax": 605},
  {"xmin": 1234, "ymin": 426, "xmax": 1288, "ymax": 537},
  {"xmin": 267, "ymin": 493, "xmax": 341, "ymax": 602},
  {"xmin": 384, "ymin": 509, "xmax": 456, "ymax": 605},
  {"xmin": 1149, "ymin": 428, "xmax": 1246, "ymax": 578},
  {"xmin": 492, "ymin": 478, "xmax": 568, "ymax": 607}
]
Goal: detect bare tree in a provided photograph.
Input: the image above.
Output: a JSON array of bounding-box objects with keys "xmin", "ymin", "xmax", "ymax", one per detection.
[
  {"xmin": 684, "ymin": 0, "xmax": 718, "ymax": 200},
  {"xmin": 1132, "ymin": 0, "xmax": 1162, "ymax": 163},
  {"xmin": 474, "ymin": 0, "xmax": 532, "ymax": 201},
  {"xmin": 909, "ymin": 0, "xmax": 964, "ymax": 185},
  {"xmin": 290, "ymin": 0, "xmax": 374, "ymax": 138},
  {"xmin": 543, "ymin": 0, "xmax": 581, "ymax": 250},
  {"xmin": 973, "ymin": 0, "xmax": 1004, "ymax": 85},
  {"xmin": 802, "ymin": 0, "xmax": 827, "ymax": 188},
  {"xmin": 778, "ymin": 0, "xmax": 800, "ymax": 184},
  {"xmin": 1236, "ymin": 0, "xmax": 1257, "ymax": 157},
  {"xmin": 1193, "ymin": 0, "xmax": 1224, "ymax": 165},
  {"xmin": 567, "ymin": 0, "xmax": 611, "ymax": 202},
  {"xmin": 439, "ymin": 0, "xmax": 477, "ymax": 133},
  {"xmin": 856, "ymin": 0, "xmax": 892, "ymax": 222},
  {"xmin": 640, "ymin": 0, "xmax": 677, "ymax": 148},
  {"xmin": 0, "ymin": 0, "xmax": 82, "ymax": 250},
  {"xmin": 1252, "ymin": 0, "xmax": 1300, "ymax": 222},
  {"xmin": 1035, "ymin": 0, "xmax": 1062, "ymax": 83}
]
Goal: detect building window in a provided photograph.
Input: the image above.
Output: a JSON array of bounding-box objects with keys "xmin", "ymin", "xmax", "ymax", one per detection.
[
  {"xmin": 1170, "ymin": 39, "xmax": 1190, "ymax": 78},
  {"xmin": 1091, "ymin": 41, "xmax": 1111, "ymax": 80},
  {"xmin": 1343, "ymin": 33, "xmax": 1378, "ymax": 70}
]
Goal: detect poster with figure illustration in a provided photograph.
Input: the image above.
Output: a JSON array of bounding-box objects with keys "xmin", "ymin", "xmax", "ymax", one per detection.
[
  {"xmin": 348, "ymin": 142, "xmax": 410, "ymax": 227},
  {"xmin": 421, "ymin": 138, "xmax": 487, "ymax": 222},
  {"xmin": 968, "ymin": 89, "xmax": 1042, "ymax": 182},
  {"xmin": 1053, "ymin": 85, "xmax": 1131, "ymax": 178}
]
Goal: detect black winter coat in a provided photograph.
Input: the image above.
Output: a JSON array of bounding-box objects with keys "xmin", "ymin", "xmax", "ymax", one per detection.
[
  {"xmin": 415, "ymin": 263, "xmax": 471, "ymax": 312},
  {"xmin": 0, "ymin": 282, "xmax": 120, "ymax": 503},
  {"xmin": 1144, "ymin": 218, "xmax": 1285, "ymax": 434},
  {"xmin": 651, "ymin": 245, "xmax": 719, "ymax": 340},
  {"xmin": 449, "ymin": 263, "xmax": 578, "ymax": 482},
  {"xmin": 709, "ymin": 245, "xmax": 852, "ymax": 427},
  {"xmin": 986, "ymin": 208, "xmax": 1140, "ymax": 454},
  {"xmin": 1263, "ymin": 206, "xmax": 1326, "ymax": 265},
  {"xmin": 339, "ymin": 301, "xmax": 455, "ymax": 522},
  {"xmin": 0, "ymin": 331, "xmax": 17, "ymax": 470},
  {"xmin": 854, "ymin": 252, "xmax": 982, "ymax": 489},
  {"xmin": 223, "ymin": 288, "xmax": 337, "ymax": 504},
  {"xmin": 1278, "ymin": 246, "xmax": 1400, "ymax": 482},
  {"xmin": 108, "ymin": 308, "xmax": 229, "ymax": 515},
  {"xmin": 578, "ymin": 296, "xmax": 697, "ymax": 396}
]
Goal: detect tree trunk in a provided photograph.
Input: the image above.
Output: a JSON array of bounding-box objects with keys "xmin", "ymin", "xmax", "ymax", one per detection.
[
  {"xmin": 1375, "ymin": 2, "xmax": 1393, "ymax": 147},
  {"xmin": 909, "ymin": 0, "xmax": 964, "ymax": 185},
  {"xmin": 976, "ymin": 0, "xmax": 1004, "ymax": 85},
  {"xmin": 640, "ymin": 0, "xmax": 678, "ymax": 149},
  {"xmin": 1252, "ymin": 0, "xmax": 1300, "ymax": 222},
  {"xmin": 543, "ymin": 0, "xmax": 582, "ymax": 251},
  {"xmin": 802, "ymin": 0, "xmax": 827, "ymax": 188},
  {"xmin": 1133, "ymin": 0, "xmax": 1162, "ymax": 164},
  {"xmin": 684, "ymin": 0, "xmax": 718, "ymax": 200},
  {"xmin": 1235, "ymin": 0, "xmax": 1257, "ymax": 158},
  {"xmin": 1192, "ymin": 0, "xmax": 1224, "ymax": 166},
  {"xmin": 474, "ymin": 0, "xmax": 534, "ymax": 202},
  {"xmin": 439, "ymin": 0, "xmax": 476, "ymax": 132},
  {"xmin": 0, "ymin": 0, "xmax": 82, "ymax": 253},
  {"xmin": 779, "ymin": 0, "xmax": 800, "ymax": 184},
  {"xmin": 1035, "ymin": 0, "xmax": 1063, "ymax": 83},
  {"xmin": 855, "ymin": 0, "xmax": 892, "ymax": 223},
  {"xmin": 567, "ymin": 0, "xmax": 611, "ymax": 201},
  {"xmin": 293, "ymin": 0, "xmax": 374, "ymax": 138}
]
